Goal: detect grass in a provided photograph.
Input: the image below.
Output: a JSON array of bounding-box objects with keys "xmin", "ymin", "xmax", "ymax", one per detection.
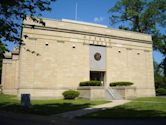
[
  {"xmin": 83, "ymin": 97, "xmax": 166, "ymax": 119},
  {"xmin": 0, "ymin": 94, "xmax": 109, "ymax": 115}
]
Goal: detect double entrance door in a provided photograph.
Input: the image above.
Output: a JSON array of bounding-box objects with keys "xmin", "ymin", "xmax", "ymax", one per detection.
[{"xmin": 90, "ymin": 71, "xmax": 105, "ymax": 86}]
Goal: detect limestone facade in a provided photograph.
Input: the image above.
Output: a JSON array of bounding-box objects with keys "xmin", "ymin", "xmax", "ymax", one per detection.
[{"xmin": 1, "ymin": 18, "xmax": 155, "ymax": 99}]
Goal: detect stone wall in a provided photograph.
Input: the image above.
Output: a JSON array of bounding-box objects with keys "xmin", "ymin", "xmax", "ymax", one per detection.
[
  {"xmin": 78, "ymin": 87, "xmax": 105, "ymax": 100},
  {"xmin": 111, "ymin": 87, "xmax": 137, "ymax": 99},
  {"xmin": 1, "ymin": 59, "xmax": 19, "ymax": 95},
  {"xmin": 106, "ymin": 40, "xmax": 155, "ymax": 97},
  {"xmin": 19, "ymin": 27, "xmax": 90, "ymax": 97}
]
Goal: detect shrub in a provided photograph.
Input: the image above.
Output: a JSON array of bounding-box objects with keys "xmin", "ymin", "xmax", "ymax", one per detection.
[
  {"xmin": 62, "ymin": 90, "xmax": 80, "ymax": 99},
  {"xmin": 156, "ymin": 88, "xmax": 166, "ymax": 95},
  {"xmin": 79, "ymin": 81, "xmax": 102, "ymax": 86},
  {"xmin": 110, "ymin": 81, "xmax": 133, "ymax": 87}
]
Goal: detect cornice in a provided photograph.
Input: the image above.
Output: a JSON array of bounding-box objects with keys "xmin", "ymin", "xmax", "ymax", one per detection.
[{"xmin": 23, "ymin": 24, "xmax": 152, "ymax": 45}]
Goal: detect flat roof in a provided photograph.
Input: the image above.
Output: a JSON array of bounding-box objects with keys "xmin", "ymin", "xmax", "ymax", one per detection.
[{"xmin": 62, "ymin": 19, "xmax": 107, "ymax": 28}]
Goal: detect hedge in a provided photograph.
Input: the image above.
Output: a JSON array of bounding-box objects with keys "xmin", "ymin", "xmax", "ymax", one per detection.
[
  {"xmin": 79, "ymin": 81, "xmax": 102, "ymax": 86},
  {"xmin": 62, "ymin": 90, "xmax": 80, "ymax": 99},
  {"xmin": 156, "ymin": 88, "xmax": 166, "ymax": 95},
  {"xmin": 110, "ymin": 81, "xmax": 134, "ymax": 87}
]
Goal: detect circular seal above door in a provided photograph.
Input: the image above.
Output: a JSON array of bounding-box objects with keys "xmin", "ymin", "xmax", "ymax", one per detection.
[{"xmin": 94, "ymin": 52, "xmax": 101, "ymax": 61}]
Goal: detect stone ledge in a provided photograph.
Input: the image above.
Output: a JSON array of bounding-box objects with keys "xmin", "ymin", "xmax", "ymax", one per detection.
[
  {"xmin": 110, "ymin": 86, "xmax": 136, "ymax": 89},
  {"xmin": 77, "ymin": 86, "xmax": 104, "ymax": 90}
]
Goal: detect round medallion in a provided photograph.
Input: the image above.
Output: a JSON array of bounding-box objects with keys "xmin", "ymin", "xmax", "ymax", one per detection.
[{"xmin": 94, "ymin": 52, "xmax": 101, "ymax": 61}]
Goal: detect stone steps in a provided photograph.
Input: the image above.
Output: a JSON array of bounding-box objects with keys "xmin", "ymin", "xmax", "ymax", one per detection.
[{"xmin": 105, "ymin": 88, "xmax": 123, "ymax": 100}]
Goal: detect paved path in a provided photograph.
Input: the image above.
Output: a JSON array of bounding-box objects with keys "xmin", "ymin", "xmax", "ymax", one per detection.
[{"xmin": 52, "ymin": 100, "xmax": 130, "ymax": 119}]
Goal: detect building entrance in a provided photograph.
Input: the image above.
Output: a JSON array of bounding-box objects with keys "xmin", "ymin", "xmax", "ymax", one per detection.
[{"xmin": 90, "ymin": 71, "xmax": 105, "ymax": 85}]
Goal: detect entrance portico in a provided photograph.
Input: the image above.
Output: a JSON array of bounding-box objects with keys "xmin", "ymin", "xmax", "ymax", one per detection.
[{"xmin": 89, "ymin": 45, "xmax": 106, "ymax": 86}]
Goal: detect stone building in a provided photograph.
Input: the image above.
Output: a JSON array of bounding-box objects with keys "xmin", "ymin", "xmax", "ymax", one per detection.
[{"xmin": 1, "ymin": 18, "xmax": 155, "ymax": 99}]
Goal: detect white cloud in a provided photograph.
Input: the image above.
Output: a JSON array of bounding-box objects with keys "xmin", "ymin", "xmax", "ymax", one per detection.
[{"xmin": 94, "ymin": 16, "xmax": 104, "ymax": 23}]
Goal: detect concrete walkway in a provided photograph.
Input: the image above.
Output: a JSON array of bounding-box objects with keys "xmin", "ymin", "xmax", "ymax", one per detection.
[{"xmin": 52, "ymin": 100, "xmax": 130, "ymax": 119}]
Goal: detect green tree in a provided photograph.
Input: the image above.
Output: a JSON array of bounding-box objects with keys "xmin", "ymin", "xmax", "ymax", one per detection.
[
  {"xmin": 0, "ymin": 42, "xmax": 8, "ymax": 83},
  {"xmin": 154, "ymin": 61, "xmax": 166, "ymax": 89},
  {"xmin": 108, "ymin": 0, "xmax": 166, "ymax": 76},
  {"xmin": 0, "ymin": 0, "xmax": 56, "ymax": 43},
  {"xmin": 0, "ymin": 0, "xmax": 56, "ymax": 83}
]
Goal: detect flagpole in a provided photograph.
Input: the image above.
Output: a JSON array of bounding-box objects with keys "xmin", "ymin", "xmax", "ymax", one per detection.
[{"xmin": 75, "ymin": 3, "xmax": 78, "ymax": 20}]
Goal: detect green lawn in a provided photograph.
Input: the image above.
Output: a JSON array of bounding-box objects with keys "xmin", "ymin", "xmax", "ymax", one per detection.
[
  {"xmin": 83, "ymin": 97, "xmax": 166, "ymax": 119},
  {"xmin": 0, "ymin": 94, "xmax": 109, "ymax": 115}
]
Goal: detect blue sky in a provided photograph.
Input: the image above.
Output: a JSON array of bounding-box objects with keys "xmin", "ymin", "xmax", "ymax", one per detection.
[
  {"xmin": 43, "ymin": 0, "xmax": 116, "ymax": 26},
  {"xmin": 8, "ymin": 0, "xmax": 163, "ymax": 63}
]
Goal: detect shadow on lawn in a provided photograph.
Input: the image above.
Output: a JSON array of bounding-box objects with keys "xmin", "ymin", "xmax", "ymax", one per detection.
[
  {"xmin": 0, "ymin": 102, "xmax": 92, "ymax": 115},
  {"xmin": 83, "ymin": 106, "xmax": 166, "ymax": 119}
]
